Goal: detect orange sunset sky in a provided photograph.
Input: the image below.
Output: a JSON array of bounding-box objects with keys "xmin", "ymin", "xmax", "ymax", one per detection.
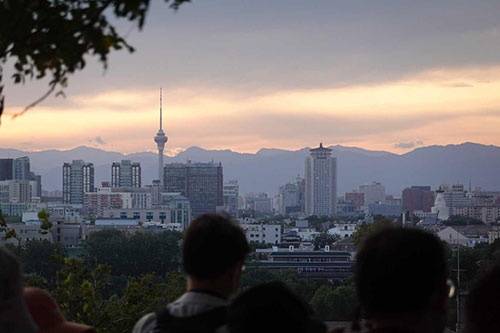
[{"xmin": 2, "ymin": 1, "xmax": 500, "ymax": 154}]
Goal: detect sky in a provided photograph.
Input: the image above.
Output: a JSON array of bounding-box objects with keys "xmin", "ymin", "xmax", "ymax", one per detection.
[{"xmin": 3, "ymin": 0, "xmax": 500, "ymax": 154}]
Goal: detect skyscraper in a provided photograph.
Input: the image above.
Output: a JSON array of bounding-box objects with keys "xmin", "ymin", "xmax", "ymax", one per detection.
[
  {"xmin": 164, "ymin": 161, "xmax": 223, "ymax": 218},
  {"xmin": 111, "ymin": 160, "xmax": 141, "ymax": 188},
  {"xmin": 0, "ymin": 157, "xmax": 41, "ymax": 197},
  {"xmin": 154, "ymin": 88, "xmax": 168, "ymax": 186},
  {"xmin": 223, "ymin": 180, "xmax": 239, "ymax": 217},
  {"xmin": 0, "ymin": 158, "xmax": 13, "ymax": 180},
  {"xmin": 63, "ymin": 160, "xmax": 95, "ymax": 204},
  {"xmin": 13, "ymin": 156, "xmax": 30, "ymax": 180},
  {"xmin": 305, "ymin": 143, "xmax": 337, "ymax": 216}
]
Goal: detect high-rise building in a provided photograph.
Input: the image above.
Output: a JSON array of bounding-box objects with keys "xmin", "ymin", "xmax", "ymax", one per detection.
[
  {"xmin": 305, "ymin": 143, "xmax": 337, "ymax": 216},
  {"xmin": 0, "ymin": 157, "xmax": 41, "ymax": 196},
  {"xmin": 402, "ymin": 186, "xmax": 435, "ymax": 213},
  {"xmin": 0, "ymin": 180, "xmax": 32, "ymax": 203},
  {"xmin": 111, "ymin": 160, "xmax": 141, "ymax": 188},
  {"xmin": 359, "ymin": 182, "xmax": 386, "ymax": 206},
  {"xmin": 63, "ymin": 160, "xmax": 95, "ymax": 204},
  {"xmin": 164, "ymin": 161, "xmax": 223, "ymax": 218},
  {"xmin": 278, "ymin": 182, "xmax": 301, "ymax": 215},
  {"xmin": 245, "ymin": 192, "xmax": 273, "ymax": 214},
  {"xmin": 13, "ymin": 157, "xmax": 30, "ymax": 180},
  {"xmin": 0, "ymin": 159, "xmax": 13, "ymax": 180},
  {"xmin": 345, "ymin": 192, "xmax": 364, "ymax": 210},
  {"xmin": 154, "ymin": 88, "xmax": 168, "ymax": 186},
  {"xmin": 223, "ymin": 180, "xmax": 239, "ymax": 217}
]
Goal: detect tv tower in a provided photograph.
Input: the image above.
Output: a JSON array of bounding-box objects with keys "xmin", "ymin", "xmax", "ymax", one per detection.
[{"xmin": 154, "ymin": 88, "xmax": 168, "ymax": 187}]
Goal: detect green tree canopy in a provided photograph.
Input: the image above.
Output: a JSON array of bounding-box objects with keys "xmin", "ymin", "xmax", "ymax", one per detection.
[
  {"xmin": 6, "ymin": 239, "xmax": 65, "ymax": 287},
  {"xmin": 313, "ymin": 233, "xmax": 339, "ymax": 250},
  {"xmin": 83, "ymin": 229, "xmax": 182, "ymax": 277},
  {"xmin": 0, "ymin": 0, "xmax": 190, "ymax": 119},
  {"xmin": 310, "ymin": 283, "xmax": 357, "ymax": 321}
]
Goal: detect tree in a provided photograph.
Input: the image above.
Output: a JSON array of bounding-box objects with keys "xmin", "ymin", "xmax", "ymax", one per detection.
[
  {"xmin": 0, "ymin": 208, "xmax": 20, "ymax": 245},
  {"xmin": 37, "ymin": 208, "xmax": 53, "ymax": 234},
  {"xmin": 83, "ymin": 229, "xmax": 182, "ymax": 277},
  {"xmin": 0, "ymin": 0, "xmax": 190, "ymax": 119},
  {"xmin": 313, "ymin": 232, "xmax": 339, "ymax": 250},
  {"xmin": 103, "ymin": 272, "xmax": 185, "ymax": 333},
  {"xmin": 53, "ymin": 258, "xmax": 114, "ymax": 330},
  {"xmin": 7, "ymin": 239, "xmax": 65, "ymax": 287},
  {"xmin": 310, "ymin": 284, "xmax": 357, "ymax": 321}
]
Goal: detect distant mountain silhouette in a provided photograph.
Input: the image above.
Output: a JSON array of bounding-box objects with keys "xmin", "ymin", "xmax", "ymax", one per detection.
[{"xmin": 1, "ymin": 142, "xmax": 499, "ymax": 195}]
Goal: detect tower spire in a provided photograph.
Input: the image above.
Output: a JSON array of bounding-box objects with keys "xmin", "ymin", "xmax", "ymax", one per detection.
[
  {"xmin": 154, "ymin": 88, "xmax": 168, "ymax": 187},
  {"xmin": 160, "ymin": 87, "xmax": 163, "ymax": 130}
]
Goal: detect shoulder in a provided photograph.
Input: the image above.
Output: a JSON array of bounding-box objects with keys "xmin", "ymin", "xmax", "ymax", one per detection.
[{"xmin": 132, "ymin": 312, "xmax": 157, "ymax": 333}]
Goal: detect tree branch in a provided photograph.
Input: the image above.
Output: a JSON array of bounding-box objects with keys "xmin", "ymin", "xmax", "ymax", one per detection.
[{"xmin": 11, "ymin": 83, "xmax": 56, "ymax": 119}]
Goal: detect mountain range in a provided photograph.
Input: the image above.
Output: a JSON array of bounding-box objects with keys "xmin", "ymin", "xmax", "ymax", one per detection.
[{"xmin": 1, "ymin": 142, "xmax": 500, "ymax": 196}]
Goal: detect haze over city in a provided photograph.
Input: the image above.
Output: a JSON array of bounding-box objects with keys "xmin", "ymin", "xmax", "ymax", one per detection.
[{"xmin": 3, "ymin": 1, "xmax": 500, "ymax": 153}]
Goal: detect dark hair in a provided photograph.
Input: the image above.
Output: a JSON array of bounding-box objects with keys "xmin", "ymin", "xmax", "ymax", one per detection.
[
  {"xmin": 355, "ymin": 228, "xmax": 447, "ymax": 318},
  {"xmin": 465, "ymin": 261, "xmax": 500, "ymax": 333},
  {"xmin": 227, "ymin": 281, "xmax": 326, "ymax": 333},
  {"xmin": 0, "ymin": 246, "xmax": 22, "ymax": 301},
  {"xmin": 183, "ymin": 214, "xmax": 250, "ymax": 279}
]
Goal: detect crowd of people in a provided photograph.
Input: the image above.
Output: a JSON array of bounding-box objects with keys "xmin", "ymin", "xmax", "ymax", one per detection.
[{"xmin": 1, "ymin": 213, "xmax": 499, "ymax": 333}]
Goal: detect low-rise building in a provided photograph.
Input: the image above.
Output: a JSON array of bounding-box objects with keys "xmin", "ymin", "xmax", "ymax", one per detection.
[
  {"xmin": 254, "ymin": 247, "xmax": 352, "ymax": 280},
  {"xmin": 328, "ymin": 223, "xmax": 357, "ymax": 238},
  {"xmin": 84, "ymin": 218, "xmax": 142, "ymax": 238},
  {"xmin": 452, "ymin": 205, "xmax": 500, "ymax": 224},
  {"xmin": 52, "ymin": 221, "xmax": 85, "ymax": 248},
  {"xmin": 240, "ymin": 223, "xmax": 281, "ymax": 245},
  {"xmin": 0, "ymin": 223, "xmax": 52, "ymax": 245},
  {"xmin": 436, "ymin": 225, "xmax": 491, "ymax": 247}
]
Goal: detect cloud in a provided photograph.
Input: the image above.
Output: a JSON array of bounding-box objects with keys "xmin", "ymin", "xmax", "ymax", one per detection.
[
  {"xmin": 394, "ymin": 141, "xmax": 424, "ymax": 149},
  {"xmin": 89, "ymin": 136, "xmax": 106, "ymax": 145},
  {"xmin": 443, "ymin": 82, "xmax": 474, "ymax": 88},
  {"xmin": 5, "ymin": 66, "xmax": 500, "ymax": 153}
]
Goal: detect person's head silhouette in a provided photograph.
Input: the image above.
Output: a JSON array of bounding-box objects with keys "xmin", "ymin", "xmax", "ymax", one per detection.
[
  {"xmin": 355, "ymin": 228, "xmax": 450, "ymax": 333},
  {"xmin": 464, "ymin": 261, "xmax": 500, "ymax": 333},
  {"xmin": 227, "ymin": 281, "xmax": 326, "ymax": 333}
]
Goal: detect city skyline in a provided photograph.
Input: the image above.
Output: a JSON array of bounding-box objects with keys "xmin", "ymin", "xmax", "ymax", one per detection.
[{"xmin": 2, "ymin": 2, "xmax": 500, "ymax": 153}]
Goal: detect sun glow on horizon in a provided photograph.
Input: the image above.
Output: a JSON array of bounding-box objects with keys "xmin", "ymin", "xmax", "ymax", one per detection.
[{"xmin": 2, "ymin": 65, "xmax": 500, "ymax": 154}]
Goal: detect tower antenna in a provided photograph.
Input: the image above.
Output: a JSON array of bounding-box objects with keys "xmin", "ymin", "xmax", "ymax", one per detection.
[{"xmin": 160, "ymin": 87, "xmax": 163, "ymax": 130}]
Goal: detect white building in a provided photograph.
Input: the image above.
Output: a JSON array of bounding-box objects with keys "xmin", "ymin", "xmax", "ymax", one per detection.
[
  {"xmin": 432, "ymin": 191, "xmax": 451, "ymax": 220},
  {"xmin": 328, "ymin": 223, "xmax": 357, "ymax": 238},
  {"xmin": 240, "ymin": 223, "xmax": 281, "ymax": 245},
  {"xmin": 103, "ymin": 193, "xmax": 191, "ymax": 229},
  {"xmin": 305, "ymin": 143, "xmax": 337, "ymax": 216},
  {"xmin": 436, "ymin": 225, "xmax": 491, "ymax": 247}
]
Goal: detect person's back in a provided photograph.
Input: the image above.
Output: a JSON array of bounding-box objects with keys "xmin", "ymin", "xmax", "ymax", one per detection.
[
  {"xmin": 0, "ymin": 246, "xmax": 37, "ymax": 333},
  {"xmin": 133, "ymin": 214, "xmax": 249, "ymax": 333},
  {"xmin": 464, "ymin": 261, "xmax": 500, "ymax": 333},
  {"xmin": 354, "ymin": 227, "xmax": 451, "ymax": 333},
  {"xmin": 227, "ymin": 281, "xmax": 326, "ymax": 333}
]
